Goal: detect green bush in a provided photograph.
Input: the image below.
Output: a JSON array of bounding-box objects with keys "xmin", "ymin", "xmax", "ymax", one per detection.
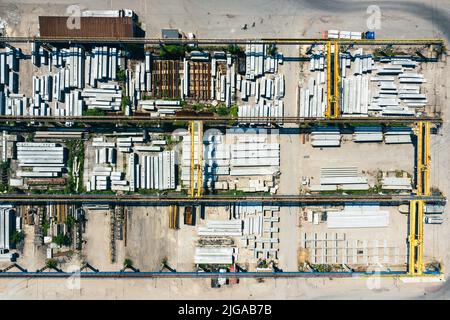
[
  {"xmin": 10, "ymin": 230, "xmax": 25, "ymax": 245},
  {"xmin": 117, "ymin": 69, "xmax": 126, "ymax": 82},
  {"xmin": 83, "ymin": 108, "xmax": 106, "ymax": 116}
]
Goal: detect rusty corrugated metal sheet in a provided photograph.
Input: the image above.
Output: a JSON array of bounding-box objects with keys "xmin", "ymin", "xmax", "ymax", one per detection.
[{"xmin": 38, "ymin": 16, "xmax": 134, "ymax": 38}]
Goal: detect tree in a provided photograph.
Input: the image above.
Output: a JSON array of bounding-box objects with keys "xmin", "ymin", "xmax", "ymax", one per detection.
[
  {"xmin": 123, "ymin": 258, "xmax": 133, "ymax": 268},
  {"xmin": 227, "ymin": 44, "xmax": 243, "ymax": 56},
  {"xmin": 53, "ymin": 234, "xmax": 71, "ymax": 247},
  {"xmin": 45, "ymin": 259, "xmax": 58, "ymax": 269},
  {"xmin": 117, "ymin": 69, "xmax": 126, "ymax": 82},
  {"xmin": 159, "ymin": 44, "xmax": 186, "ymax": 59},
  {"xmin": 10, "ymin": 230, "xmax": 25, "ymax": 245}
]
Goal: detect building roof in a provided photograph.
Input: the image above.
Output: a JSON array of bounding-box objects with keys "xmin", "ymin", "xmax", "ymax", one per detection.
[
  {"xmin": 161, "ymin": 29, "xmax": 180, "ymax": 39},
  {"xmin": 39, "ymin": 16, "xmax": 134, "ymax": 38}
]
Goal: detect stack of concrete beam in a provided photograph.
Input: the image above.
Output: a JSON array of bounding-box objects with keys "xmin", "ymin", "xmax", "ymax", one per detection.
[
  {"xmin": 300, "ymin": 54, "xmax": 326, "ymax": 117},
  {"xmin": 245, "ymin": 44, "xmax": 265, "ymax": 80},
  {"xmin": 0, "ymin": 94, "xmax": 28, "ymax": 116},
  {"xmin": 381, "ymin": 177, "xmax": 412, "ymax": 190},
  {"xmin": 235, "ymin": 204, "xmax": 280, "ymax": 260},
  {"xmin": 0, "ymin": 47, "xmax": 19, "ymax": 94},
  {"xmin": 65, "ymin": 46, "xmax": 85, "ymax": 89},
  {"xmin": 133, "ymin": 55, "xmax": 152, "ymax": 100},
  {"xmin": 16, "ymin": 142, "xmax": 65, "ymax": 178},
  {"xmin": 138, "ymin": 99, "xmax": 182, "ymax": 115},
  {"xmin": 88, "ymin": 46, "xmax": 118, "ymax": 87},
  {"xmin": 198, "ymin": 220, "xmax": 242, "ymax": 236},
  {"xmin": 214, "ymin": 57, "xmax": 236, "ymax": 106},
  {"xmin": 194, "ymin": 247, "xmax": 234, "ymax": 264},
  {"xmin": 310, "ymin": 166, "xmax": 369, "ymax": 191},
  {"xmin": 229, "ymin": 137, "xmax": 280, "ymax": 175},
  {"xmin": 327, "ymin": 205, "xmax": 389, "ymax": 228},
  {"xmin": 370, "ymin": 57, "xmax": 425, "ymax": 116},
  {"xmin": 238, "ymin": 100, "xmax": 283, "ymax": 125},
  {"xmin": 139, "ymin": 150, "xmax": 176, "ymax": 190},
  {"xmin": 81, "ymin": 83, "xmax": 122, "ymax": 111},
  {"xmin": 59, "ymin": 90, "xmax": 83, "ymax": 116},
  {"xmin": 340, "ymin": 49, "xmax": 373, "ymax": 116},
  {"xmin": 0, "ymin": 205, "xmax": 14, "ymax": 254},
  {"xmin": 199, "ymin": 129, "xmax": 280, "ymax": 192},
  {"xmin": 352, "ymin": 126, "xmax": 383, "ymax": 142},
  {"xmin": 95, "ymin": 147, "xmax": 116, "ymax": 165},
  {"xmin": 128, "ymin": 153, "xmax": 136, "ymax": 192},
  {"xmin": 310, "ymin": 128, "xmax": 341, "ymax": 147},
  {"xmin": 34, "ymin": 131, "xmax": 83, "ymax": 140},
  {"xmin": 384, "ymin": 127, "xmax": 412, "ymax": 144},
  {"xmin": 31, "ymin": 42, "xmax": 40, "ymax": 67}
]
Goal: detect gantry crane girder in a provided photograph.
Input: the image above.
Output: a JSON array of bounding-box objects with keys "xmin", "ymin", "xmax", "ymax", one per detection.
[
  {"xmin": 408, "ymin": 200, "xmax": 425, "ymax": 275},
  {"xmin": 414, "ymin": 121, "xmax": 431, "ymax": 196},
  {"xmin": 408, "ymin": 121, "xmax": 431, "ymax": 275},
  {"xmin": 325, "ymin": 41, "xmax": 340, "ymax": 119},
  {"xmin": 189, "ymin": 120, "xmax": 203, "ymax": 198}
]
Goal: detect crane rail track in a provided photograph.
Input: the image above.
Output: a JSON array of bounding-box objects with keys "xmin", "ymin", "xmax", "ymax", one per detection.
[
  {"xmin": 0, "ymin": 36, "xmax": 445, "ymax": 46},
  {"xmin": 0, "ymin": 115, "xmax": 442, "ymax": 125},
  {"xmin": 0, "ymin": 194, "xmax": 444, "ymax": 205}
]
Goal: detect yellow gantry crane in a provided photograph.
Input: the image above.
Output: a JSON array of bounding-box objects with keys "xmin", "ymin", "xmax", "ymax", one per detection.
[
  {"xmin": 408, "ymin": 121, "xmax": 431, "ymax": 275},
  {"xmin": 189, "ymin": 120, "xmax": 203, "ymax": 198},
  {"xmin": 325, "ymin": 41, "xmax": 340, "ymax": 118},
  {"xmin": 408, "ymin": 200, "xmax": 424, "ymax": 275}
]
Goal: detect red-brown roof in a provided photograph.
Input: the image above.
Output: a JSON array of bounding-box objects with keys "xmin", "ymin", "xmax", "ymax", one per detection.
[{"xmin": 38, "ymin": 16, "xmax": 134, "ymax": 38}]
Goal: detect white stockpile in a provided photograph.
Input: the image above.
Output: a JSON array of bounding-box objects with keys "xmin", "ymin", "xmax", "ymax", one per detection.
[
  {"xmin": 194, "ymin": 247, "xmax": 236, "ymax": 265},
  {"xmin": 340, "ymin": 48, "xmax": 426, "ymax": 117},
  {"xmin": 138, "ymin": 150, "xmax": 176, "ymax": 191},
  {"xmin": 15, "ymin": 142, "xmax": 65, "ymax": 178},
  {"xmin": 127, "ymin": 51, "xmax": 152, "ymax": 111},
  {"xmin": 235, "ymin": 204, "xmax": 280, "ymax": 260},
  {"xmin": 82, "ymin": 83, "xmax": 122, "ymax": 111},
  {"xmin": 198, "ymin": 220, "xmax": 242, "ymax": 236},
  {"xmin": 310, "ymin": 127, "xmax": 341, "ymax": 147},
  {"xmin": 299, "ymin": 48, "xmax": 326, "ymax": 117},
  {"xmin": 201, "ymin": 129, "xmax": 280, "ymax": 193},
  {"xmin": 89, "ymin": 133, "xmax": 176, "ymax": 192},
  {"xmin": 381, "ymin": 177, "xmax": 412, "ymax": 190},
  {"xmin": 310, "ymin": 166, "xmax": 369, "ymax": 191},
  {"xmin": 211, "ymin": 52, "xmax": 236, "ymax": 107},
  {"xmin": 384, "ymin": 127, "xmax": 412, "ymax": 144},
  {"xmin": 181, "ymin": 129, "xmax": 202, "ymax": 189},
  {"xmin": 5, "ymin": 43, "xmax": 130, "ymax": 122},
  {"xmin": 327, "ymin": 204, "xmax": 390, "ymax": 228},
  {"xmin": 340, "ymin": 49, "xmax": 371, "ymax": 115},
  {"xmin": 138, "ymin": 99, "xmax": 181, "ymax": 116},
  {"xmin": 238, "ymin": 44, "xmax": 285, "ymax": 123},
  {"xmin": 352, "ymin": 126, "xmax": 383, "ymax": 142},
  {"xmin": 195, "ymin": 204, "xmax": 280, "ymax": 264}
]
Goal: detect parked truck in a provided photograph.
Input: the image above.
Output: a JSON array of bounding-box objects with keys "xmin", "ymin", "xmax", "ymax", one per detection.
[
  {"xmin": 81, "ymin": 9, "xmax": 136, "ymax": 20},
  {"xmin": 324, "ymin": 30, "xmax": 375, "ymax": 40}
]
